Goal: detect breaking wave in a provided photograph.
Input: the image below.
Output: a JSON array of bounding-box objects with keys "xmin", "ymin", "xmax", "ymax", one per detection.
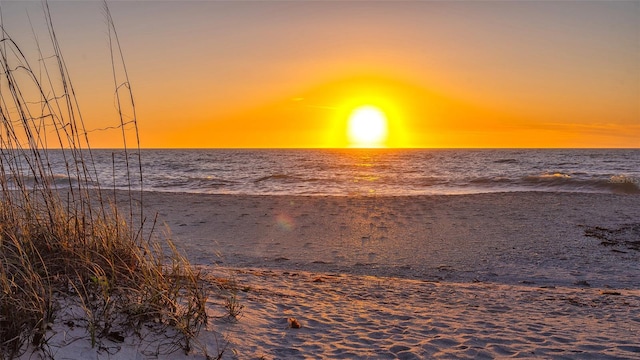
[
  {"xmin": 519, "ymin": 173, "xmax": 640, "ymax": 194},
  {"xmin": 25, "ymin": 149, "xmax": 640, "ymax": 196}
]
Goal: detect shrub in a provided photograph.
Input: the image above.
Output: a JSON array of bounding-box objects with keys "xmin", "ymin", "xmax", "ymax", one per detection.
[{"xmin": 0, "ymin": 2, "xmax": 207, "ymax": 358}]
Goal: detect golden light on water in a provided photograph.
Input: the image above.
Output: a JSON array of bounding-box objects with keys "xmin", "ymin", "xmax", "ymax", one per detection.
[{"xmin": 347, "ymin": 106, "xmax": 388, "ymax": 148}]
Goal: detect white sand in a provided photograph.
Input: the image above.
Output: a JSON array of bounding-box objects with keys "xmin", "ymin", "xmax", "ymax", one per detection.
[
  {"xmin": 207, "ymin": 268, "xmax": 640, "ymax": 359},
  {"xmin": 25, "ymin": 192, "xmax": 640, "ymax": 359}
]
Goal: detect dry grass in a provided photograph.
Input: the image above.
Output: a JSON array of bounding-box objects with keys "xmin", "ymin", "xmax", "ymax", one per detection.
[
  {"xmin": 222, "ymin": 278, "xmax": 245, "ymax": 321},
  {"xmin": 0, "ymin": 2, "xmax": 208, "ymax": 358}
]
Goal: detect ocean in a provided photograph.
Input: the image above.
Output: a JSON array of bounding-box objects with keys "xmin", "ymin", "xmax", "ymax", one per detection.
[{"xmin": 34, "ymin": 148, "xmax": 639, "ymax": 196}]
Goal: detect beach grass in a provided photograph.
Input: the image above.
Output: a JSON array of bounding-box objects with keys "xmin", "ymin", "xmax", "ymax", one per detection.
[{"xmin": 0, "ymin": 3, "xmax": 208, "ymax": 358}]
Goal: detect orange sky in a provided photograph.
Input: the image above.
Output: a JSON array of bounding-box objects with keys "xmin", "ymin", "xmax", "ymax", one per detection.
[{"xmin": 3, "ymin": 1, "xmax": 639, "ymax": 148}]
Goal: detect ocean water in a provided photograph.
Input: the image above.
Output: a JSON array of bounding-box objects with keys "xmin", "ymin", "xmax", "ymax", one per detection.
[{"xmin": 30, "ymin": 148, "xmax": 638, "ymax": 196}]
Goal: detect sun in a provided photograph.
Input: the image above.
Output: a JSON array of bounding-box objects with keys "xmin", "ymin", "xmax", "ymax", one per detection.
[{"xmin": 347, "ymin": 105, "xmax": 388, "ymax": 148}]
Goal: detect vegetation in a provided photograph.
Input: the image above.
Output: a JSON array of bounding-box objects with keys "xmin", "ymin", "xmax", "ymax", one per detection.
[{"xmin": 0, "ymin": 2, "xmax": 208, "ymax": 358}]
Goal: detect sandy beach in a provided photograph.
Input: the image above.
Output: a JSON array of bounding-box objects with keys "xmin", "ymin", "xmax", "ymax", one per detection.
[
  {"xmin": 3, "ymin": 1, "xmax": 639, "ymax": 358},
  {"xmin": 34, "ymin": 192, "xmax": 640, "ymax": 359},
  {"xmin": 147, "ymin": 192, "xmax": 640, "ymax": 288}
]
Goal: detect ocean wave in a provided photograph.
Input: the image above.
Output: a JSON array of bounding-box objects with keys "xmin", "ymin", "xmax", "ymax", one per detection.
[
  {"xmin": 25, "ymin": 149, "xmax": 639, "ymax": 196},
  {"xmin": 524, "ymin": 172, "xmax": 572, "ymax": 181},
  {"xmin": 605, "ymin": 181, "xmax": 640, "ymax": 194},
  {"xmin": 470, "ymin": 177, "xmax": 514, "ymax": 185},
  {"xmin": 521, "ymin": 173, "xmax": 640, "ymax": 194},
  {"xmin": 12, "ymin": 173, "xmax": 88, "ymax": 185},
  {"xmin": 606, "ymin": 175, "xmax": 640, "ymax": 194},
  {"xmin": 417, "ymin": 176, "xmax": 449, "ymax": 186},
  {"xmin": 493, "ymin": 158, "xmax": 518, "ymax": 164},
  {"xmin": 150, "ymin": 175, "xmax": 236, "ymax": 190},
  {"xmin": 3, "ymin": 173, "xmax": 105, "ymax": 191},
  {"xmin": 609, "ymin": 175, "xmax": 638, "ymax": 184},
  {"xmin": 254, "ymin": 174, "xmax": 299, "ymax": 183},
  {"xmin": 464, "ymin": 173, "xmax": 640, "ymax": 194}
]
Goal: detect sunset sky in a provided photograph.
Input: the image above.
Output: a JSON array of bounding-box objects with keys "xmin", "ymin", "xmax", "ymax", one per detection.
[{"xmin": 3, "ymin": 1, "xmax": 639, "ymax": 148}]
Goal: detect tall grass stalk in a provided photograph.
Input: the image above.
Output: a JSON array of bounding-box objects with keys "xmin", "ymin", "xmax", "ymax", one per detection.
[{"xmin": 0, "ymin": 2, "xmax": 207, "ymax": 358}]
